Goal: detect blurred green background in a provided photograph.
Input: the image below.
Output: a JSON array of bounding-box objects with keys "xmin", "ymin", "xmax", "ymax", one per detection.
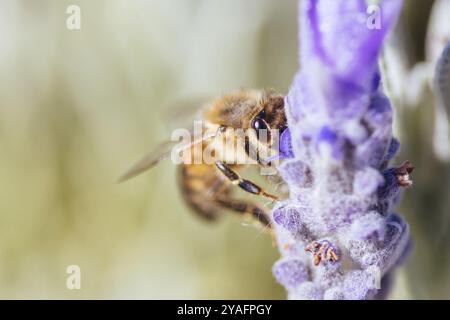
[{"xmin": 0, "ymin": 0, "xmax": 448, "ymax": 299}]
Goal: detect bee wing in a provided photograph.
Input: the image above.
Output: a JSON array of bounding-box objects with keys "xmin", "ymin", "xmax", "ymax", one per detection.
[
  {"xmin": 162, "ymin": 95, "xmax": 211, "ymax": 131},
  {"xmin": 117, "ymin": 140, "xmax": 176, "ymax": 183},
  {"xmin": 117, "ymin": 126, "xmax": 218, "ymax": 183}
]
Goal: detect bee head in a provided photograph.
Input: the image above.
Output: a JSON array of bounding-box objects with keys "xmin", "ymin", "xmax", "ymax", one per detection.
[{"xmin": 250, "ymin": 94, "xmax": 287, "ymax": 146}]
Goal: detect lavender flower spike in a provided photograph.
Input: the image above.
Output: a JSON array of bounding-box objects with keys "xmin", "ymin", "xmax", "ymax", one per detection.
[{"xmin": 273, "ymin": 0, "xmax": 412, "ymax": 300}]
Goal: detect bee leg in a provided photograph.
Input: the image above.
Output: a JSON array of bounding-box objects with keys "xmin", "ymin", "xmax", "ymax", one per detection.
[
  {"xmin": 215, "ymin": 161, "xmax": 278, "ymax": 201},
  {"xmin": 215, "ymin": 196, "xmax": 272, "ymax": 229}
]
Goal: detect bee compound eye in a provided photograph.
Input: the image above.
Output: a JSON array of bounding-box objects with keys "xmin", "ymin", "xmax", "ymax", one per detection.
[
  {"xmin": 252, "ymin": 117, "xmax": 265, "ymax": 131},
  {"xmin": 251, "ymin": 117, "xmax": 271, "ymax": 143}
]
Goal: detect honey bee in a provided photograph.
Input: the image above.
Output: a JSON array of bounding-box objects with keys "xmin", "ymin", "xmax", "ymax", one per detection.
[{"xmin": 118, "ymin": 89, "xmax": 288, "ymax": 229}]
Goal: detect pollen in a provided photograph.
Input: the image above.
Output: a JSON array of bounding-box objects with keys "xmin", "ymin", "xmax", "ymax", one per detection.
[
  {"xmin": 305, "ymin": 241, "xmax": 339, "ymax": 266},
  {"xmin": 395, "ymin": 161, "xmax": 414, "ymax": 187}
]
